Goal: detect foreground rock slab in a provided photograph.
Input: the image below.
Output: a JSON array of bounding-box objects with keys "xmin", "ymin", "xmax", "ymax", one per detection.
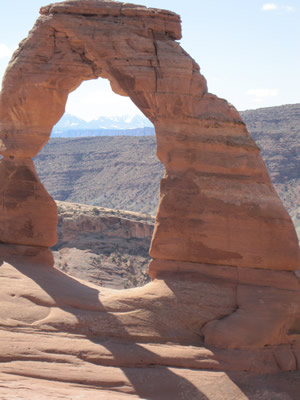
[
  {"xmin": 0, "ymin": 253, "xmax": 300, "ymax": 399},
  {"xmin": 1, "ymin": 369, "xmax": 300, "ymax": 400}
]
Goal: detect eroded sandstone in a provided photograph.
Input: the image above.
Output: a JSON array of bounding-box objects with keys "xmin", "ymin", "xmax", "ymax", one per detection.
[{"xmin": 0, "ymin": 158, "xmax": 57, "ymax": 247}]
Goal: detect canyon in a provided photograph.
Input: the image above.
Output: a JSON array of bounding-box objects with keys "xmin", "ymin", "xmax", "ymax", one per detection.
[{"xmin": 0, "ymin": 0, "xmax": 300, "ymax": 398}]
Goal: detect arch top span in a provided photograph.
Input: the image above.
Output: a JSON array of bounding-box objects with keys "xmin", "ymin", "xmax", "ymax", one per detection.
[
  {"xmin": 0, "ymin": 0, "xmax": 299, "ymax": 274},
  {"xmin": 40, "ymin": 0, "xmax": 182, "ymax": 41},
  {"xmin": 0, "ymin": 0, "xmax": 242, "ymax": 159}
]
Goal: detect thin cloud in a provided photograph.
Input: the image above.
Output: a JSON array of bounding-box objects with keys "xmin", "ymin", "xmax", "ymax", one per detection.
[
  {"xmin": 0, "ymin": 43, "xmax": 13, "ymax": 59},
  {"xmin": 282, "ymin": 5, "xmax": 295, "ymax": 12},
  {"xmin": 262, "ymin": 3, "xmax": 295, "ymax": 12},
  {"xmin": 262, "ymin": 3, "xmax": 278, "ymax": 11},
  {"xmin": 246, "ymin": 89, "xmax": 279, "ymax": 101}
]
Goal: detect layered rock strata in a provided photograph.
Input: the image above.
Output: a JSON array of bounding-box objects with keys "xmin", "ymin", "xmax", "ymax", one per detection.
[{"xmin": 0, "ymin": 0, "xmax": 300, "ymax": 395}]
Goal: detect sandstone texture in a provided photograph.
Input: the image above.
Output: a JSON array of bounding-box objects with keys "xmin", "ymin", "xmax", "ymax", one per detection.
[
  {"xmin": 0, "ymin": 0, "xmax": 300, "ymax": 398},
  {"xmin": 0, "ymin": 254, "xmax": 300, "ymax": 398},
  {"xmin": 0, "ymin": 158, "xmax": 57, "ymax": 247}
]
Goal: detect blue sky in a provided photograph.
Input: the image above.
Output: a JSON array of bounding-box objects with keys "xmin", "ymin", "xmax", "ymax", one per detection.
[{"xmin": 0, "ymin": 1, "xmax": 299, "ymax": 120}]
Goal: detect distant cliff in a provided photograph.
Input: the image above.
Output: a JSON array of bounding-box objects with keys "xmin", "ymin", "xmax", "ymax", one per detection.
[
  {"xmin": 240, "ymin": 103, "xmax": 300, "ymax": 216},
  {"xmin": 53, "ymin": 201, "xmax": 154, "ymax": 288},
  {"xmin": 35, "ymin": 136, "xmax": 162, "ymax": 215}
]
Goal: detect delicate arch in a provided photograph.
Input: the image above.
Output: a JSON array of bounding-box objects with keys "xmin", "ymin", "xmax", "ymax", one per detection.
[{"xmin": 0, "ymin": 0, "xmax": 299, "ymax": 274}]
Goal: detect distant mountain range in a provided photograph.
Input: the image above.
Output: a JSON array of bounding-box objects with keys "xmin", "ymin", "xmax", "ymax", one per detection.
[{"xmin": 52, "ymin": 113, "xmax": 154, "ymax": 137}]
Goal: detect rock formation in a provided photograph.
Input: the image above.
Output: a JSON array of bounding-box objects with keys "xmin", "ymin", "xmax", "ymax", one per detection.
[{"xmin": 0, "ymin": 0, "xmax": 300, "ymax": 398}]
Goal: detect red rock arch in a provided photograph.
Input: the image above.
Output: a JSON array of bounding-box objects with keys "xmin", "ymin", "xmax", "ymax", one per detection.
[{"xmin": 0, "ymin": 0, "xmax": 299, "ymax": 275}]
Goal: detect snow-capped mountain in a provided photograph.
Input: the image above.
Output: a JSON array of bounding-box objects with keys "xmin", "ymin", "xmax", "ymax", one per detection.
[{"xmin": 52, "ymin": 113, "xmax": 154, "ymax": 137}]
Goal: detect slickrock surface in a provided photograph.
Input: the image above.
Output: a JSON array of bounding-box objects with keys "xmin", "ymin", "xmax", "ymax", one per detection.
[
  {"xmin": 0, "ymin": 0, "xmax": 300, "ymax": 398},
  {"xmin": 0, "ymin": 251, "xmax": 300, "ymax": 398}
]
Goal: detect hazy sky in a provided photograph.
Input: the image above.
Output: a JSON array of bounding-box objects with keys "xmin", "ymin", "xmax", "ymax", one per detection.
[{"xmin": 0, "ymin": 1, "xmax": 299, "ymax": 120}]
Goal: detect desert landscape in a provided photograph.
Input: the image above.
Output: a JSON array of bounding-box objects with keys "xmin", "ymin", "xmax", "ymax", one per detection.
[
  {"xmin": 0, "ymin": 0, "xmax": 300, "ymax": 399},
  {"xmin": 53, "ymin": 200, "xmax": 154, "ymax": 288}
]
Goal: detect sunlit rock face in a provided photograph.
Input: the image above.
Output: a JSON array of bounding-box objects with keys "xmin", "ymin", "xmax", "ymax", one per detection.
[{"xmin": 0, "ymin": 3, "xmax": 300, "ymax": 395}]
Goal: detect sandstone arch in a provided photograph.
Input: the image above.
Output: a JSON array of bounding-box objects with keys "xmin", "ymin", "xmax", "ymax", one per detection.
[
  {"xmin": 0, "ymin": 0, "xmax": 299, "ymax": 270},
  {"xmin": 0, "ymin": 0, "xmax": 300, "ymax": 353}
]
